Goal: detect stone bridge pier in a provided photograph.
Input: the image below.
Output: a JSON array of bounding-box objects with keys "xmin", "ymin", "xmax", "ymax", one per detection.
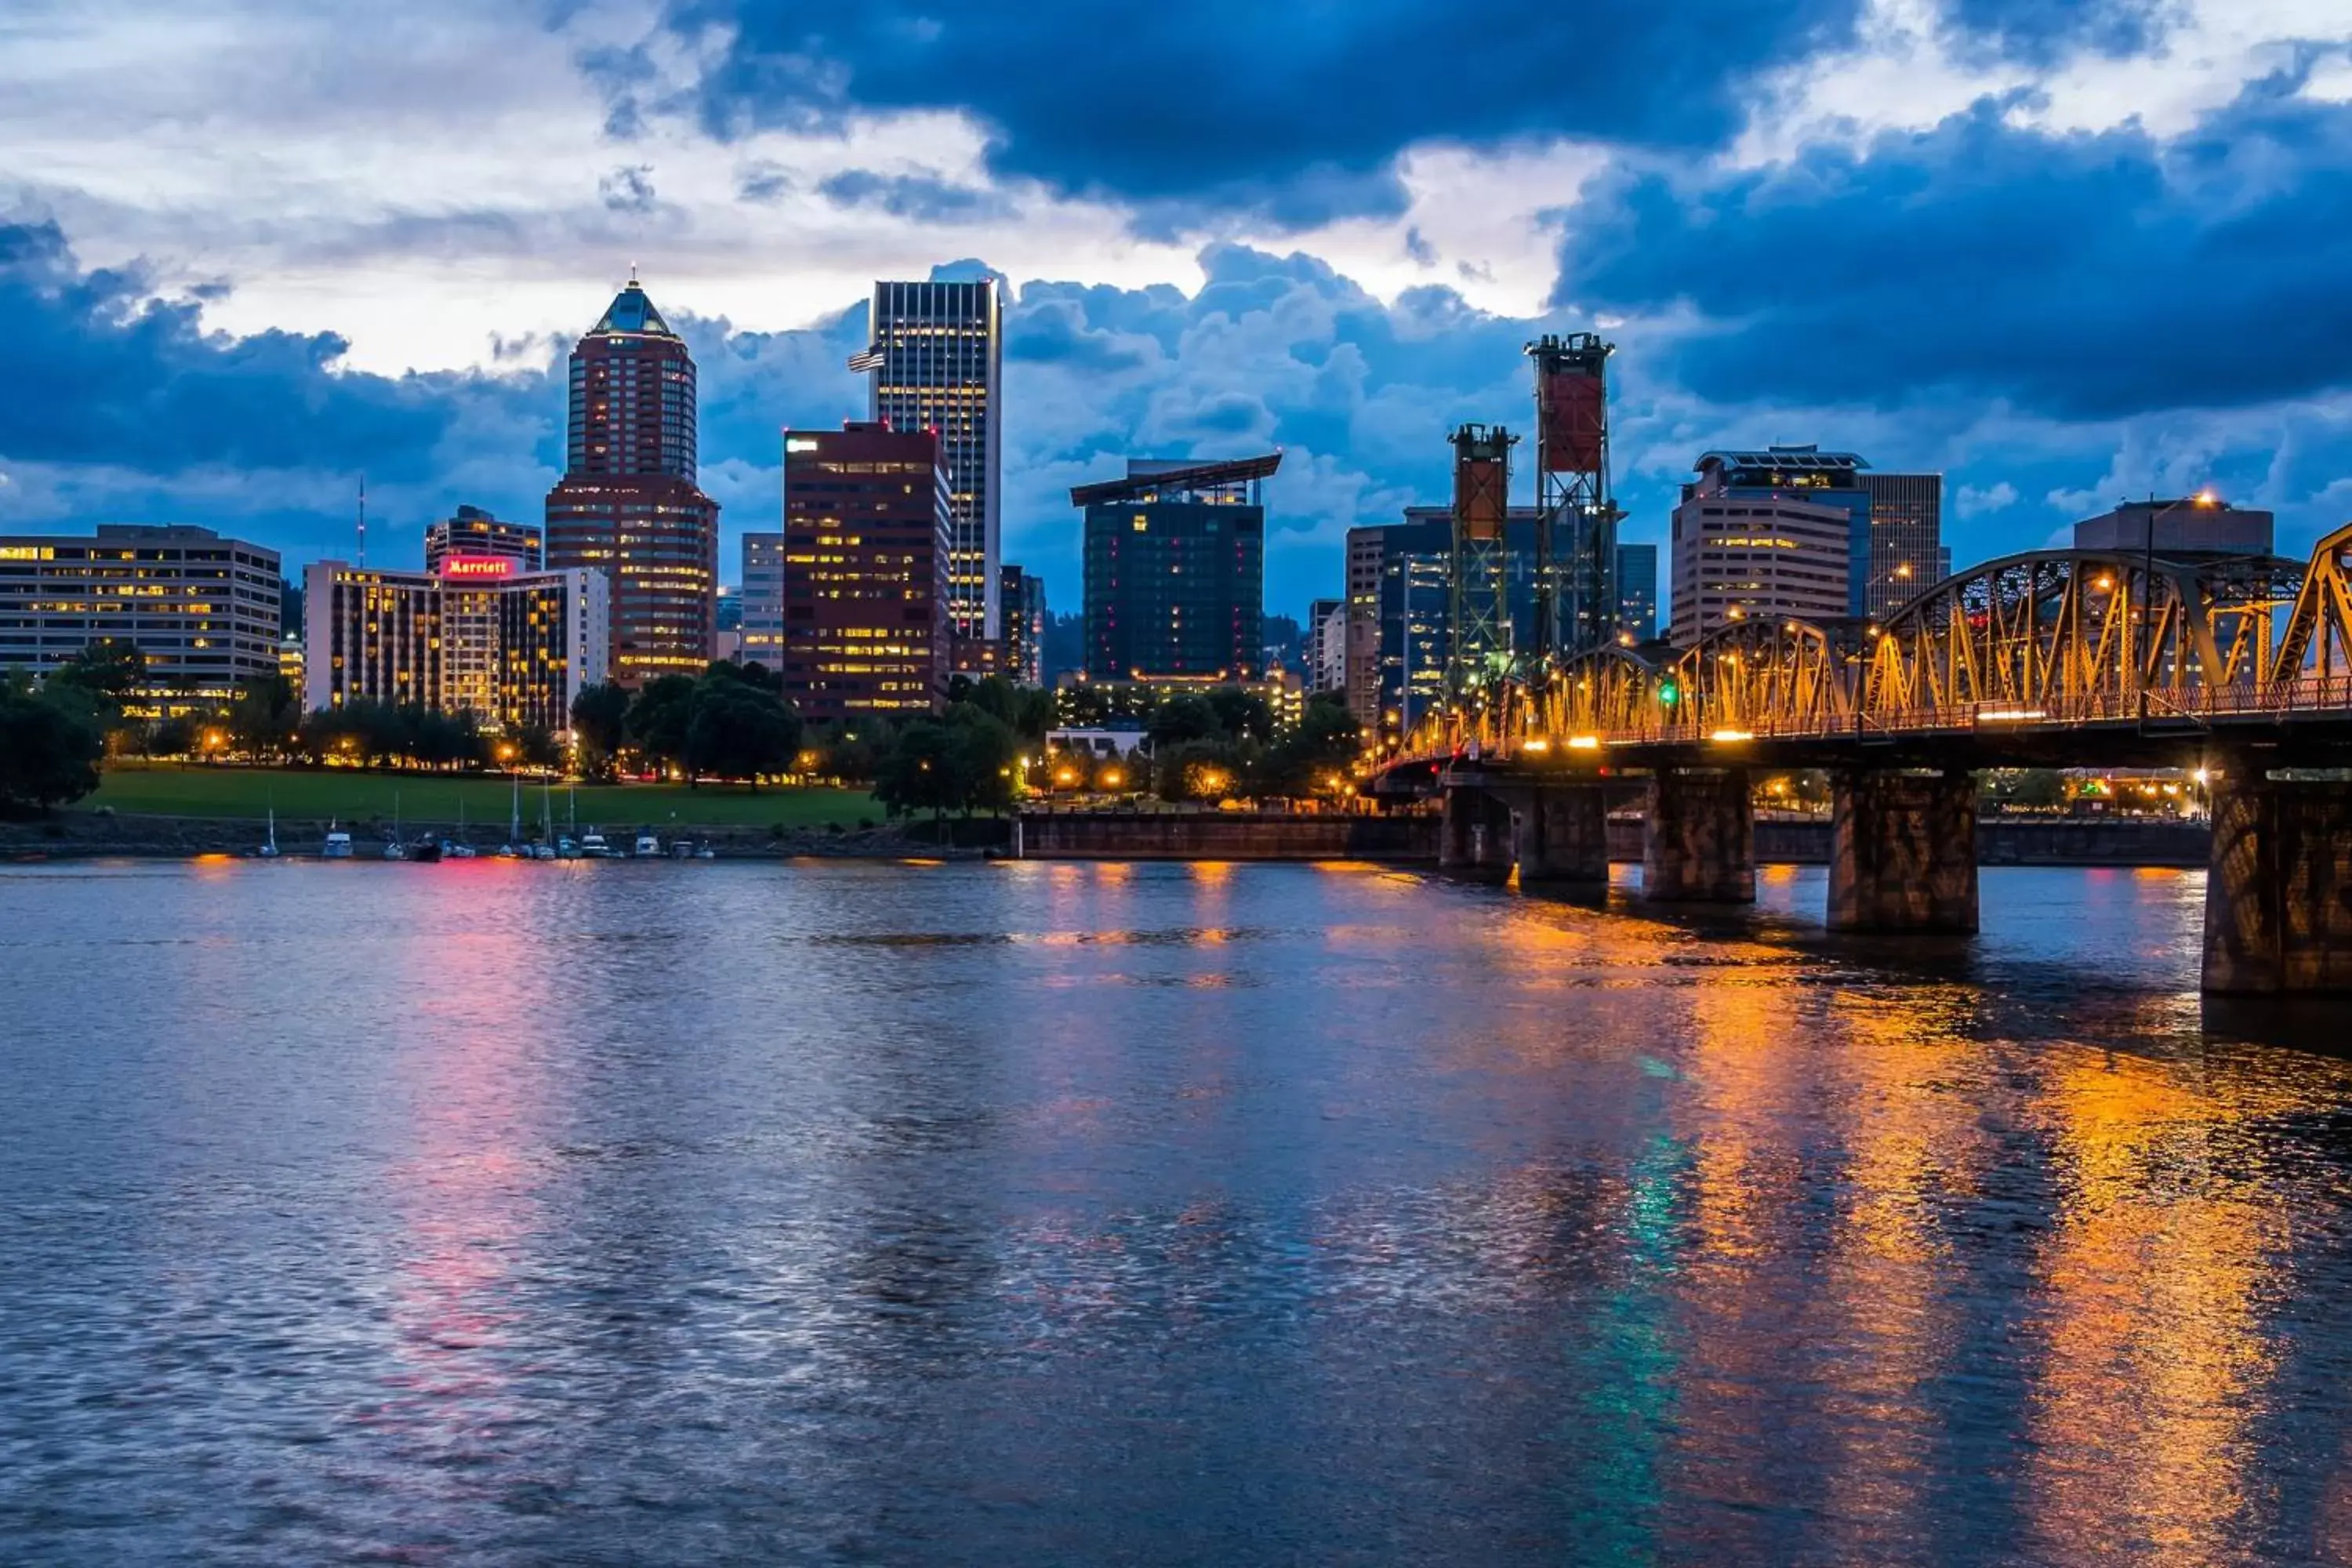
[
  {"xmin": 1828, "ymin": 768, "xmax": 1980, "ymax": 933},
  {"xmin": 2204, "ymin": 768, "xmax": 2352, "ymax": 993},
  {"xmin": 1439, "ymin": 782, "xmax": 1515, "ymax": 877},
  {"xmin": 1642, "ymin": 768, "xmax": 1755, "ymax": 902},
  {"xmin": 1439, "ymin": 776, "xmax": 1611, "ymax": 884}
]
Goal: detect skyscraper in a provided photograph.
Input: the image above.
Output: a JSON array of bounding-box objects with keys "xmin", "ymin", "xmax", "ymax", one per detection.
[
  {"xmin": 999, "ymin": 564, "xmax": 1046, "ymax": 685},
  {"xmin": 1075, "ymin": 455, "xmax": 1276, "ymax": 682},
  {"xmin": 855, "ymin": 279, "xmax": 1004, "ymax": 643},
  {"xmin": 777, "ymin": 423, "xmax": 953, "ymax": 722},
  {"xmin": 1615, "ymin": 543, "xmax": 1658, "ymax": 643},
  {"xmin": 544, "ymin": 275, "xmax": 720, "ymax": 685},
  {"xmin": 1860, "ymin": 472, "xmax": 1943, "ymax": 617}
]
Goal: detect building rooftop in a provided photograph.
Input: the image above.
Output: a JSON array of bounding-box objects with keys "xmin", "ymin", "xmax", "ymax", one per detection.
[
  {"xmin": 1696, "ymin": 444, "xmax": 1869, "ymax": 478},
  {"xmin": 587, "ymin": 277, "xmax": 676, "ymax": 339},
  {"xmin": 1070, "ymin": 452, "xmax": 1283, "ymax": 507}
]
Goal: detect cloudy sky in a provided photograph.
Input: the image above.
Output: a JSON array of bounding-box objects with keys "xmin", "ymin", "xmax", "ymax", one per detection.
[{"xmin": 7, "ymin": 0, "xmax": 2352, "ymax": 617}]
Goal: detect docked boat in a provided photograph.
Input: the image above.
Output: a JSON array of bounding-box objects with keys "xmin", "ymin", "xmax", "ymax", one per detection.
[
  {"xmin": 381, "ymin": 838, "xmax": 409, "ymax": 862},
  {"xmin": 578, "ymin": 830, "xmax": 617, "ymax": 858},
  {"xmin": 444, "ymin": 839, "xmax": 477, "ymax": 859},
  {"xmin": 322, "ymin": 825, "xmax": 354, "ymax": 860},
  {"xmin": 670, "ymin": 838, "xmax": 697, "ymax": 859},
  {"xmin": 411, "ymin": 837, "xmax": 444, "ymax": 864},
  {"xmin": 554, "ymin": 837, "xmax": 579, "ymax": 859},
  {"xmin": 633, "ymin": 833, "xmax": 662, "ymax": 858},
  {"xmin": 256, "ymin": 808, "xmax": 280, "ymax": 859}
]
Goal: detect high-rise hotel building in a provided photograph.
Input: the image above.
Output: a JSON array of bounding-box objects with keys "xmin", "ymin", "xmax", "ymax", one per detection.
[
  {"xmin": 761, "ymin": 422, "xmax": 953, "ymax": 723},
  {"xmin": 303, "ymin": 555, "xmax": 608, "ymax": 733},
  {"xmin": 426, "ymin": 506, "xmax": 542, "ymax": 574},
  {"xmin": 852, "ymin": 280, "xmax": 1004, "ymax": 643},
  {"xmin": 0, "ymin": 524, "xmax": 281, "ymax": 716},
  {"xmin": 544, "ymin": 276, "xmax": 719, "ymax": 685}
]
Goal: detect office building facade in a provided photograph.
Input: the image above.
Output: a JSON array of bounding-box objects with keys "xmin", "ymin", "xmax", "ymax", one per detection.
[
  {"xmin": 1615, "ymin": 543, "xmax": 1659, "ymax": 643},
  {"xmin": 1076, "ymin": 455, "xmax": 1276, "ymax": 683},
  {"xmin": 778, "ymin": 423, "xmax": 953, "ymax": 723},
  {"xmin": 1307, "ymin": 597, "xmax": 1346, "ymax": 693},
  {"xmin": 425, "ymin": 506, "xmax": 543, "ymax": 575},
  {"xmin": 544, "ymin": 276, "xmax": 720, "ymax": 684},
  {"xmin": 856, "ymin": 279, "xmax": 1004, "ymax": 641},
  {"xmin": 1000, "ymin": 564, "xmax": 1046, "ymax": 685},
  {"xmin": 740, "ymin": 533, "xmax": 786, "ymax": 670},
  {"xmin": 1860, "ymin": 472, "xmax": 1943, "ymax": 616},
  {"xmin": 1343, "ymin": 528, "xmax": 1388, "ymax": 731},
  {"xmin": 1669, "ymin": 453, "xmax": 1855, "ymax": 644},
  {"xmin": 0, "ymin": 524, "xmax": 281, "ymax": 716},
  {"xmin": 302, "ymin": 556, "xmax": 608, "ymax": 733}
]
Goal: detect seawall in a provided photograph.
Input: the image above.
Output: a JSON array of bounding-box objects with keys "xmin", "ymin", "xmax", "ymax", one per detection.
[{"xmin": 1018, "ymin": 811, "xmax": 2212, "ymax": 867}]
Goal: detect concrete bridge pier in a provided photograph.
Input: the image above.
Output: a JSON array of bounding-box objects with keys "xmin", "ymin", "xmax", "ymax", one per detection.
[
  {"xmin": 1642, "ymin": 768, "xmax": 1755, "ymax": 902},
  {"xmin": 1512, "ymin": 783, "xmax": 1610, "ymax": 886},
  {"xmin": 2203, "ymin": 769, "xmax": 2352, "ymax": 993},
  {"xmin": 1828, "ymin": 768, "xmax": 1980, "ymax": 933},
  {"xmin": 1439, "ymin": 785, "xmax": 1515, "ymax": 878}
]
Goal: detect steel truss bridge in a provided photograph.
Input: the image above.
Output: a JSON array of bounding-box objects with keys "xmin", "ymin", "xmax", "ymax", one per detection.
[
  {"xmin": 1374, "ymin": 523, "xmax": 2352, "ymax": 996},
  {"xmin": 1385, "ymin": 521, "xmax": 2352, "ymax": 774}
]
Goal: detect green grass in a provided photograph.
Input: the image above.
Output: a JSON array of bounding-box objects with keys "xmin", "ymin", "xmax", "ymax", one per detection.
[{"xmin": 85, "ymin": 764, "xmax": 883, "ymax": 830}]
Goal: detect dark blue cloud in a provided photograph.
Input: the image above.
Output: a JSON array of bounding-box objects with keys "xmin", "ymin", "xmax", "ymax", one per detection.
[
  {"xmin": 816, "ymin": 169, "xmax": 1007, "ymax": 223},
  {"xmin": 1558, "ymin": 95, "xmax": 2352, "ymax": 420},
  {"xmin": 652, "ymin": 0, "xmax": 1864, "ymax": 226},
  {"xmin": 1941, "ymin": 0, "xmax": 2182, "ymax": 66},
  {"xmin": 0, "ymin": 219, "xmax": 545, "ymax": 480}
]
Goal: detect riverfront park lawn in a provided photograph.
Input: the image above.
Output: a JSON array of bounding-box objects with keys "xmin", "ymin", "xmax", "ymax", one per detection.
[{"xmin": 84, "ymin": 763, "xmax": 884, "ymax": 831}]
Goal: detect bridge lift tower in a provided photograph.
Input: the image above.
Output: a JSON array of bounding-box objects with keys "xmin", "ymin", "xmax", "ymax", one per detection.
[
  {"xmin": 1447, "ymin": 423, "xmax": 1518, "ymax": 712},
  {"xmin": 1526, "ymin": 332, "xmax": 1619, "ymax": 659}
]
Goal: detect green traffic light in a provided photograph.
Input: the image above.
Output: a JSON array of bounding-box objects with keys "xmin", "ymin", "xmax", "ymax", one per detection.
[{"xmin": 1658, "ymin": 680, "xmax": 1679, "ymax": 706}]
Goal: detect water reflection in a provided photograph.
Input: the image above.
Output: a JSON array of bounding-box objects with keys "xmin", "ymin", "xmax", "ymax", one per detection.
[{"xmin": 3, "ymin": 860, "xmax": 2352, "ymax": 1563}]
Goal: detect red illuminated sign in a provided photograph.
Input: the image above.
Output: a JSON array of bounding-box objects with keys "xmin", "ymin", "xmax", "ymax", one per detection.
[{"xmin": 438, "ymin": 554, "xmax": 517, "ymax": 579}]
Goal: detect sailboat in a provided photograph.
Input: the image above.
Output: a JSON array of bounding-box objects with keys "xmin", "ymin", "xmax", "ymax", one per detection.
[
  {"xmin": 446, "ymin": 796, "xmax": 476, "ymax": 858},
  {"xmin": 383, "ymin": 789, "xmax": 409, "ymax": 860},
  {"xmin": 257, "ymin": 805, "xmax": 280, "ymax": 858}
]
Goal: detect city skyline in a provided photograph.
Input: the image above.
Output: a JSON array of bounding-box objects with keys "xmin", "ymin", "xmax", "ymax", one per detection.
[{"xmin": 7, "ymin": 5, "xmax": 2350, "ymax": 621}]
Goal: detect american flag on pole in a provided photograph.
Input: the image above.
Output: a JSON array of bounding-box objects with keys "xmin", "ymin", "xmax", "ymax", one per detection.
[{"xmin": 845, "ymin": 344, "xmax": 886, "ymax": 372}]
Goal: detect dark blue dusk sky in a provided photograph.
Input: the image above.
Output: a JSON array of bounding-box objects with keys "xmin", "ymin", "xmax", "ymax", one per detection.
[{"xmin": 6, "ymin": 0, "xmax": 2352, "ymax": 615}]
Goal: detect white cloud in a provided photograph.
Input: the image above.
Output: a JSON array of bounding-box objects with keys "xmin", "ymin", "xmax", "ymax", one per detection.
[{"xmin": 1957, "ymin": 480, "xmax": 2018, "ymax": 515}]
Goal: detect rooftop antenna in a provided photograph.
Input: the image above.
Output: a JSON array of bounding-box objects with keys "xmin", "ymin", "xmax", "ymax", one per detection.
[
  {"xmin": 628, "ymin": 261, "xmax": 639, "ymax": 285},
  {"xmin": 357, "ymin": 473, "xmax": 367, "ymax": 568}
]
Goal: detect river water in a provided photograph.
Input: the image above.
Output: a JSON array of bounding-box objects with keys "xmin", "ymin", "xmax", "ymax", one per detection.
[{"xmin": 5, "ymin": 858, "xmax": 2352, "ymax": 1565}]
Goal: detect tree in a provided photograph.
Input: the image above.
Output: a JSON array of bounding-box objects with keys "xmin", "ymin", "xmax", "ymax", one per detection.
[
  {"xmin": 0, "ymin": 675, "xmax": 106, "ymax": 813},
  {"xmin": 1147, "ymin": 692, "xmax": 1223, "ymax": 750},
  {"xmin": 1204, "ymin": 685, "xmax": 1277, "ymax": 744},
  {"xmin": 227, "ymin": 672, "xmax": 301, "ymax": 760},
  {"xmin": 683, "ymin": 677, "xmax": 802, "ymax": 789},
  {"xmin": 570, "ymin": 681, "xmax": 631, "ymax": 781},
  {"xmin": 48, "ymin": 640, "xmax": 147, "ymax": 717},
  {"xmin": 873, "ymin": 717, "xmax": 960, "ymax": 822},
  {"xmin": 946, "ymin": 704, "xmax": 1022, "ymax": 815},
  {"xmin": 626, "ymin": 674, "xmax": 699, "ymax": 772},
  {"xmin": 955, "ymin": 673, "xmax": 1055, "ymax": 742},
  {"xmin": 1155, "ymin": 738, "xmax": 1245, "ymax": 803},
  {"xmin": 1258, "ymin": 695, "xmax": 1361, "ymax": 796}
]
